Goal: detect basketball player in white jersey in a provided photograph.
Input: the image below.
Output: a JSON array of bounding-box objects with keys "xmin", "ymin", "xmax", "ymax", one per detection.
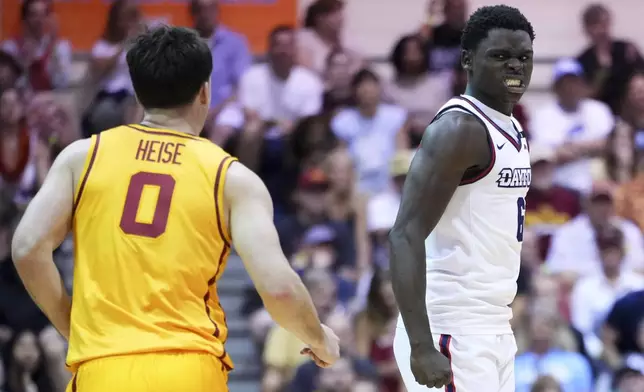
[{"xmin": 389, "ymin": 5, "xmax": 535, "ymax": 392}]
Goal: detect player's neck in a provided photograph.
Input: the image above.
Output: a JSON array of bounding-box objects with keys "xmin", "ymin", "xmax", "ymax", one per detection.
[
  {"xmin": 464, "ymin": 85, "xmax": 513, "ymax": 116},
  {"xmin": 141, "ymin": 113, "xmax": 201, "ymax": 136}
]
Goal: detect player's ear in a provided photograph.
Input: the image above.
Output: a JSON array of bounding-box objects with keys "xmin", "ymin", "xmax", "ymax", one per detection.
[
  {"xmin": 198, "ymin": 81, "xmax": 209, "ymax": 106},
  {"xmin": 461, "ymin": 50, "xmax": 473, "ymax": 71}
]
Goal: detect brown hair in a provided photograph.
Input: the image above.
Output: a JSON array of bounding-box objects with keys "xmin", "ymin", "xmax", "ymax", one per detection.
[
  {"xmin": 530, "ymin": 375, "xmax": 562, "ymax": 392},
  {"xmin": 304, "ymin": 0, "xmax": 343, "ymax": 28},
  {"xmin": 582, "ymin": 3, "xmax": 609, "ymax": 26},
  {"xmin": 102, "ymin": 0, "xmax": 140, "ymax": 43}
]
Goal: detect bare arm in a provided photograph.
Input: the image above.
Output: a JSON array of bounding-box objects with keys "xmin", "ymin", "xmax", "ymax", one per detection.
[
  {"xmin": 388, "ymin": 112, "xmax": 490, "ymax": 352},
  {"xmin": 11, "ymin": 140, "xmax": 89, "ymax": 339},
  {"xmin": 225, "ymin": 162, "xmax": 325, "ymax": 349}
]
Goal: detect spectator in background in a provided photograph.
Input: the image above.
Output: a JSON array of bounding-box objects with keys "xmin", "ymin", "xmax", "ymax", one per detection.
[
  {"xmin": 1, "ymin": 0, "xmax": 72, "ymax": 91},
  {"xmin": 602, "ymin": 72, "xmax": 644, "ymax": 188},
  {"xmin": 530, "ymin": 58, "xmax": 614, "ymax": 195},
  {"xmin": 621, "ymin": 319, "xmax": 644, "ymax": 373},
  {"xmin": 603, "ymin": 291, "xmax": 644, "ymax": 368},
  {"xmin": 420, "ymin": 0, "xmax": 468, "ymax": 72},
  {"xmin": 569, "ymin": 225, "xmax": 644, "ymax": 360},
  {"xmin": 515, "ymin": 301, "xmax": 593, "ymax": 392},
  {"xmin": 577, "ymin": 3, "xmax": 644, "ymax": 114},
  {"xmin": 82, "ymin": 0, "xmax": 142, "ymax": 137},
  {"xmin": 611, "ymin": 367, "xmax": 644, "ymax": 392},
  {"xmin": 298, "ymin": 0, "xmax": 362, "ymax": 76},
  {"xmin": 322, "ymin": 49, "xmax": 354, "ymax": 114},
  {"xmin": 1, "ymin": 330, "xmax": 52, "ymax": 392},
  {"xmin": 602, "ymin": 71, "xmax": 644, "ymax": 185},
  {"xmin": 289, "ymin": 312, "xmax": 379, "ymax": 392},
  {"xmin": 276, "ymin": 166, "xmax": 354, "ymax": 263},
  {"xmin": 289, "ymin": 224, "xmax": 355, "ymax": 303},
  {"xmin": 323, "ymin": 147, "xmax": 370, "ymax": 275},
  {"xmin": 190, "ymin": 0, "xmax": 250, "ymax": 128},
  {"xmin": 262, "ymin": 269, "xmax": 342, "ymax": 392},
  {"xmin": 226, "ymin": 26, "xmax": 324, "ymax": 212},
  {"xmin": 288, "ymin": 114, "xmax": 338, "ymax": 173},
  {"xmin": 238, "ymin": 26, "xmax": 323, "ymax": 135},
  {"xmin": 354, "ymin": 269, "xmax": 401, "ymax": 392},
  {"xmin": 0, "ymin": 87, "xmax": 51, "ymax": 207},
  {"xmin": 530, "ymin": 375, "xmax": 563, "ymax": 392},
  {"xmin": 331, "ymin": 69, "xmax": 408, "ymax": 195},
  {"xmin": 0, "ymin": 51, "xmax": 22, "ymax": 90},
  {"xmin": 546, "ymin": 183, "xmax": 644, "ymax": 281},
  {"xmin": 387, "ymin": 34, "xmax": 451, "ymax": 147},
  {"xmin": 525, "ymin": 144, "xmax": 582, "ymax": 259}
]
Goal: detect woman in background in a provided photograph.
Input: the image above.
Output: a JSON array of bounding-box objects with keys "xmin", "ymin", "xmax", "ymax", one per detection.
[
  {"xmin": 1, "ymin": 330, "xmax": 51, "ymax": 392},
  {"xmin": 387, "ymin": 34, "xmax": 451, "ymax": 147},
  {"xmin": 331, "ymin": 69, "xmax": 408, "ymax": 195},
  {"xmin": 323, "ymin": 147, "xmax": 370, "ymax": 277},
  {"xmin": 82, "ymin": 0, "xmax": 143, "ymax": 136},
  {"xmin": 354, "ymin": 268, "xmax": 401, "ymax": 392}
]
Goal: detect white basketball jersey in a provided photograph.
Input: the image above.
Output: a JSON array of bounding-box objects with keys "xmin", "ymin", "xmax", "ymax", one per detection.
[{"xmin": 422, "ymin": 95, "xmax": 530, "ymax": 335}]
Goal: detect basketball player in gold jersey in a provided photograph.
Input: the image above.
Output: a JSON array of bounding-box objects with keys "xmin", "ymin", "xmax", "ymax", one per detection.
[{"xmin": 11, "ymin": 26, "xmax": 339, "ymax": 391}]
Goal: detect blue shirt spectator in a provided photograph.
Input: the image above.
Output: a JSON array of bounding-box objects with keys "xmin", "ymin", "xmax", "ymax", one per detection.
[
  {"xmin": 208, "ymin": 26, "xmax": 251, "ymax": 108},
  {"xmin": 515, "ymin": 350, "xmax": 593, "ymax": 392}
]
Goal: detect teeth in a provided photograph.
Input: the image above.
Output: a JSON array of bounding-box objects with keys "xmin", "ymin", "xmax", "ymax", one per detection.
[{"xmin": 505, "ymin": 79, "xmax": 521, "ymax": 87}]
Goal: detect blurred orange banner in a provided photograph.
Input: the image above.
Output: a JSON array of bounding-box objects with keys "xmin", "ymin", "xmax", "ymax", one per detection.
[{"xmin": 0, "ymin": 0, "xmax": 297, "ymax": 54}]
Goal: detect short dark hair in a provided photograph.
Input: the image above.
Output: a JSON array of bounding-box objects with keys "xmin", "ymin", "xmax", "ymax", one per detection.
[
  {"xmin": 21, "ymin": 0, "xmax": 50, "ymax": 21},
  {"xmin": 351, "ymin": 68, "xmax": 379, "ymax": 89},
  {"xmin": 461, "ymin": 5, "xmax": 535, "ymax": 51},
  {"xmin": 126, "ymin": 25, "xmax": 212, "ymax": 110},
  {"xmin": 303, "ymin": 0, "xmax": 343, "ymax": 28},
  {"xmin": 582, "ymin": 3, "xmax": 609, "ymax": 26},
  {"xmin": 389, "ymin": 34, "xmax": 429, "ymax": 77}
]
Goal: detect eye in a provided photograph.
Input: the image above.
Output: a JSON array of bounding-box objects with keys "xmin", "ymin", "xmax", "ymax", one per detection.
[
  {"xmin": 520, "ymin": 55, "xmax": 531, "ymax": 61},
  {"xmin": 494, "ymin": 53, "xmax": 507, "ymax": 60}
]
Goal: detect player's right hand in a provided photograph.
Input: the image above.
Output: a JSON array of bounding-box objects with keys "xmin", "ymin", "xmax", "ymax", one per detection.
[
  {"xmin": 410, "ymin": 346, "xmax": 453, "ymax": 388},
  {"xmin": 300, "ymin": 324, "xmax": 340, "ymax": 368}
]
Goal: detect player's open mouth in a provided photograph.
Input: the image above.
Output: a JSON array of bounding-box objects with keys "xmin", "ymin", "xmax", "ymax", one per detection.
[{"xmin": 504, "ymin": 78, "xmax": 525, "ymax": 89}]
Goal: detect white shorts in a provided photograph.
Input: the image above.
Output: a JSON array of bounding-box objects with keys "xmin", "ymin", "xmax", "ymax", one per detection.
[{"xmin": 394, "ymin": 327, "xmax": 517, "ymax": 392}]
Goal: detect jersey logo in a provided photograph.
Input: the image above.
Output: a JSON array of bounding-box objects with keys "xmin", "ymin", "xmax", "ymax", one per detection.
[
  {"xmin": 496, "ymin": 143, "xmax": 506, "ymax": 150},
  {"xmin": 496, "ymin": 167, "xmax": 531, "ymax": 188}
]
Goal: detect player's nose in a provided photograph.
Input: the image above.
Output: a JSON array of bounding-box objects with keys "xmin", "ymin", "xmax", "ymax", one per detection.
[{"xmin": 505, "ymin": 58, "xmax": 523, "ymax": 72}]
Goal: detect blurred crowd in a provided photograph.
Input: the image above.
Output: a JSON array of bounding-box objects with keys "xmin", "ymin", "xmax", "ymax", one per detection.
[{"xmin": 1, "ymin": 0, "xmax": 644, "ymax": 391}]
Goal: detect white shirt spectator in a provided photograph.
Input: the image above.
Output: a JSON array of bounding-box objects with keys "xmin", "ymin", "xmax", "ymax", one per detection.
[
  {"xmin": 238, "ymin": 63, "xmax": 323, "ymax": 123},
  {"xmin": 1, "ymin": 36, "xmax": 72, "ymax": 89},
  {"xmin": 90, "ymin": 40, "xmax": 132, "ymax": 94},
  {"xmin": 530, "ymin": 98, "xmax": 613, "ymax": 194},
  {"xmin": 570, "ymin": 270, "xmax": 644, "ymax": 357},
  {"xmin": 332, "ymin": 104, "xmax": 407, "ymax": 194},
  {"xmin": 546, "ymin": 215, "xmax": 644, "ymax": 276}
]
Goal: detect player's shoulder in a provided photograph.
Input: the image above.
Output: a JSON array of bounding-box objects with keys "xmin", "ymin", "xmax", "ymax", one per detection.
[
  {"xmin": 417, "ymin": 108, "xmax": 489, "ymax": 169},
  {"xmin": 426, "ymin": 108, "xmax": 486, "ymax": 143},
  {"xmin": 55, "ymin": 137, "xmax": 95, "ymax": 171},
  {"xmin": 223, "ymin": 161, "xmax": 269, "ymax": 202}
]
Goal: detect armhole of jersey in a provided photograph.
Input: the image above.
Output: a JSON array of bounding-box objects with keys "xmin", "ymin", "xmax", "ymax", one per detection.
[
  {"xmin": 431, "ymin": 104, "xmax": 496, "ymax": 186},
  {"xmin": 72, "ymin": 134, "xmax": 101, "ymax": 216},
  {"xmin": 214, "ymin": 156, "xmax": 237, "ymax": 246},
  {"xmin": 454, "ymin": 108, "xmax": 496, "ymax": 186},
  {"xmin": 511, "ymin": 117, "xmax": 529, "ymax": 151}
]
